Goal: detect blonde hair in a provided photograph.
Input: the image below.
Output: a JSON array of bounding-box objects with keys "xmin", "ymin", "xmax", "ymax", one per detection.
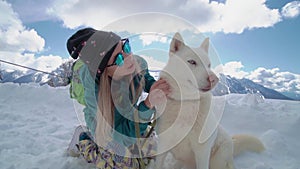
[{"xmin": 95, "ymin": 56, "xmax": 145, "ymax": 147}]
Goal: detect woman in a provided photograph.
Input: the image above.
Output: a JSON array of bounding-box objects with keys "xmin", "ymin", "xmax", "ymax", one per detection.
[{"xmin": 66, "ymin": 28, "xmax": 170, "ymax": 168}]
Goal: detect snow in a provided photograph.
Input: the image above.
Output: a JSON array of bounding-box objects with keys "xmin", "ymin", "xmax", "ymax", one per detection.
[{"xmin": 0, "ymin": 83, "xmax": 299, "ymax": 169}]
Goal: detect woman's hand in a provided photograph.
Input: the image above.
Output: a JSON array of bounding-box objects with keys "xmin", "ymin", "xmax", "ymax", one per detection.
[{"xmin": 144, "ymin": 79, "xmax": 171, "ymax": 109}]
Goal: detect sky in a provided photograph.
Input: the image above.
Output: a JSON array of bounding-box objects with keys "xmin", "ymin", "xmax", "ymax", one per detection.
[{"xmin": 0, "ymin": 0, "xmax": 299, "ymax": 94}]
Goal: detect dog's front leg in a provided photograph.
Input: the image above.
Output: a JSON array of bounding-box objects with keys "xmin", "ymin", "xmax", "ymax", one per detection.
[
  {"xmin": 155, "ymin": 153, "xmax": 167, "ymax": 169},
  {"xmin": 193, "ymin": 143, "xmax": 211, "ymax": 169},
  {"xmin": 192, "ymin": 130, "xmax": 217, "ymax": 169}
]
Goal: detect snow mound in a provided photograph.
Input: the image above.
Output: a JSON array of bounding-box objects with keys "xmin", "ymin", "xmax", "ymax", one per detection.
[
  {"xmin": 0, "ymin": 83, "xmax": 89, "ymax": 169},
  {"xmin": 261, "ymin": 129, "xmax": 289, "ymax": 155},
  {"xmin": 0, "ymin": 83, "xmax": 299, "ymax": 169}
]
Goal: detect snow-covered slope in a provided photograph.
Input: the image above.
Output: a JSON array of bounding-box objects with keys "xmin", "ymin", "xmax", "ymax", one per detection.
[{"xmin": 0, "ymin": 83, "xmax": 299, "ymax": 169}]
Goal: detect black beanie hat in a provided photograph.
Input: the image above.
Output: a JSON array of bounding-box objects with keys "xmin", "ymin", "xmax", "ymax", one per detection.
[
  {"xmin": 67, "ymin": 27, "xmax": 96, "ymax": 59},
  {"xmin": 67, "ymin": 28, "xmax": 121, "ymax": 79}
]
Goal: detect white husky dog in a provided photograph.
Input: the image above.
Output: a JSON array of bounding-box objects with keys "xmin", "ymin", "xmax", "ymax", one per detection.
[{"xmin": 155, "ymin": 32, "xmax": 265, "ymax": 169}]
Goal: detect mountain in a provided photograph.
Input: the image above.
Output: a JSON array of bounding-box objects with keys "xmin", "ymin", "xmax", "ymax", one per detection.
[
  {"xmin": 148, "ymin": 71, "xmax": 294, "ymax": 100},
  {"xmin": 0, "ymin": 70, "xmax": 49, "ymax": 84},
  {"xmin": 0, "ymin": 62, "xmax": 295, "ymax": 100},
  {"xmin": 212, "ymin": 74, "xmax": 293, "ymax": 100},
  {"xmin": 0, "ymin": 60, "xmax": 74, "ymax": 87},
  {"xmin": 281, "ymin": 91, "xmax": 300, "ymax": 101}
]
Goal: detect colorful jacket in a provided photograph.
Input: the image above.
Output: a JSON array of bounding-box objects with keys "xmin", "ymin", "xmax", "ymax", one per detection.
[{"xmin": 74, "ymin": 55, "xmax": 156, "ymax": 147}]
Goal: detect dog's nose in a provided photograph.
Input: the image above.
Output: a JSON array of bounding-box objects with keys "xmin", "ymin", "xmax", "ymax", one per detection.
[{"xmin": 208, "ymin": 74, "xmax": 218, "ymax": 85}]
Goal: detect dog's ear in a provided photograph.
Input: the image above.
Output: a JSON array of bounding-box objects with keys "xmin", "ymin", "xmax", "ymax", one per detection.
[
  {"xmin": 170, "ymin": 32, "xmax": 185, "ymax": 53},
  {"xmin": 200, "ymin": 37, "xmax": 209, "ymax": 53}
]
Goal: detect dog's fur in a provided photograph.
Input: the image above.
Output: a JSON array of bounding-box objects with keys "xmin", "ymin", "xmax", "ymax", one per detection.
[{"xmin": 155, "ymin": 33, "xmax": 265, "ymax": 169}]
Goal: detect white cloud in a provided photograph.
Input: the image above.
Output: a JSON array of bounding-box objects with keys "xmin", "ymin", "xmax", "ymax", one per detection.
[
  {"xmin": 0, "ymin": 1, "xmax": 63, "ymax": 72},
  {"xmin": 48, "ymin": 0, "xmax": 283, "ymax": 34},
  {"xmin": 140, "ymin": 55, "xmax": 166, "ymax": 70},
  {"xmin": 281, "ymin": 1, "xmax": 300, "ymax": 18},
  {"xmin": 5, "ymin": 0, "xmax": 54, "ymax": 23},
  {"xmin": 139, "ymin": 34, "xmax": 168, "ymax": 46},
  {"xmin": 219, "ymin": 61, "xmax": 300, "ymax": 94},
  {"xmin": 219, "ymin": 61, "xmax": 249, "ymax": 79},
  {"xmin": 0, "ymin": 52, "xmax": 64, "ymax": 72},
  {"xmin": 0, "ymin": 1, "xmax": 45, "ymax": 53},
  {"xmin": 32, "ymin": 55, "xmax": 65, "ymax": 72},
  {"xmin": 247, "ymin": 67, "xmax": 300, "ymax": 94},
  {"xmin": 202, "ymin": 0, "xmax": 282, "ymax": 33}
]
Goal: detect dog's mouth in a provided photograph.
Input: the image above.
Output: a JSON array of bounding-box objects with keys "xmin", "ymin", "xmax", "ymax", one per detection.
[
  {"xmin": 188, "ymin": 80, "xmax": 212, "ymax": 92},
  {"xmin": 201, "ymin": 86, "xmax": 212, "ymax": 92}
]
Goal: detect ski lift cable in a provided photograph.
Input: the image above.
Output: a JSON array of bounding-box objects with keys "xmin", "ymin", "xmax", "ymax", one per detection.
[
  {"xmin": 0, "ymin": 59, "xmax": 161, "ymax": 79},
  {"xmin": 0, "ymin": 59, "xmax": 62, "ymax": 77}
]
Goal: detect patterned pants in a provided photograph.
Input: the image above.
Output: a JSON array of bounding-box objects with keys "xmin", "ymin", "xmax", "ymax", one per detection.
[{"xmin": 77, "ymin": 132, "xmax": 157, "ymax": 169}]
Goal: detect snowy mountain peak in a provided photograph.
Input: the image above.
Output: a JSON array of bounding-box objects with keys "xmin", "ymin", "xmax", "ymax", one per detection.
[
  {"xmin": 0, "ymin": 61, "xmax": 296, "ymax": 100},
  {"xmin": 212, "ymin": 74, "xmax": 293, "ymax": 100}
]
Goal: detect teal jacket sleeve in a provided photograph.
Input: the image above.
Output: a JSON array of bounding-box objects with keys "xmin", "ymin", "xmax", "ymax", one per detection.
[
  {"xmin": 113, "ymin": 56, "xmax": 157, "ymax": 146},
  {"xmin": 113, "ymin": 102, "xmax": 155, "ymax": 147},
  {"xmin": 136, "ymin": 55, "xmax": 156, "ymax": 123},
  {"xmin": 143, "ymin": 68, "xmax": 156, "ymax": 93},
  {"xmin": 79, "ymin": 64, "xmax": 98, "ymax": 136},
  {"xmin": 135, "ymin": 55, "xmax": 156, "ymax": 93}
]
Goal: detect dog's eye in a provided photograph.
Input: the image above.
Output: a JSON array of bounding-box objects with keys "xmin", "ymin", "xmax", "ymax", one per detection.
[
  {"xmin": 208, "ymin": 64, "xmax": 211, "ymax": 68},
  {"xmin": 188, "ymin": 60, "xmax": 197, "ymax": 65}
]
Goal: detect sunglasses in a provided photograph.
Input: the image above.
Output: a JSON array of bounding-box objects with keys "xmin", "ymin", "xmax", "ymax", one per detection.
[{"xmin": 106, "ymin": 38, "xmax": 131, "ymax": 67}]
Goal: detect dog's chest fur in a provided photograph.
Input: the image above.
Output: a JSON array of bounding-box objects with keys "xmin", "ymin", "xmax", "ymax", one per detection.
[
  {"xmin": 159, "ymin": 98, "xmax": 209, "ymax": 130},
  {"xmin": 157, "ymin": 95, "xmax": 212, "ymax": 163}
]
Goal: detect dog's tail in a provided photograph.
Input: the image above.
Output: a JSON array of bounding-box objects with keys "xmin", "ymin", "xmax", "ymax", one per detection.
[{"xmin": 232, "ymin": 134, "xmax": 265, "ymax": 157}]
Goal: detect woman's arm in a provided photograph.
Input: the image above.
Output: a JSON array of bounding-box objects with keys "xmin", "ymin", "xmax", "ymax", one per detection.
[{"xmin": 79, "ymin": 63, "xmax": 98, "ymax": 135}]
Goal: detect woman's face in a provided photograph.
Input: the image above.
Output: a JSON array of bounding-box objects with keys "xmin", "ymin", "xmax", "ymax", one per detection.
[{"xmin": 106, "ymin": 40, "xmax": 136, "ymax": 80}]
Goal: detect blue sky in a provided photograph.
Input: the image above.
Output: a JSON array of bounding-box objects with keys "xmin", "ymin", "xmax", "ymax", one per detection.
[{"xmin": 0, "ymin": 0, "xmax": 299, "ymax": 94}]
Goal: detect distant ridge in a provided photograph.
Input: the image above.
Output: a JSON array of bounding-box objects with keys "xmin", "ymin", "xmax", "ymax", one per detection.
[
  {"xmin": 212, "ymin": 74, "xmax": 293, "ymax": 100},
  {"xmin": 0, "ymin": 63, "xmax": 295, "ymax": 100}
]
